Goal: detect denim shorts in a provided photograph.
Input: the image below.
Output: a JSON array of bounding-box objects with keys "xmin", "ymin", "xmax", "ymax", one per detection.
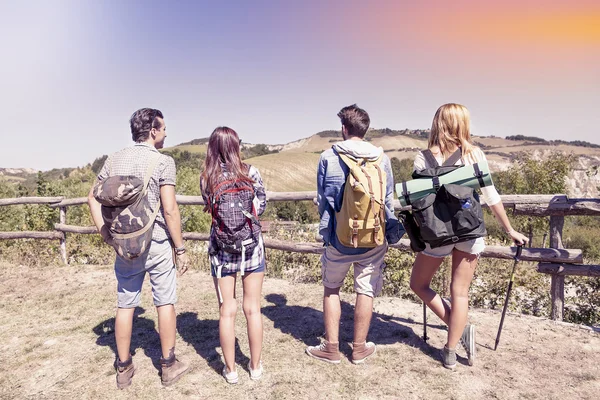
[
  {"xmin": 114, "ymin": 239, "xmax": 177, "ymax": 308},
  {"xmin": 421, "ymin": 237, "xmax": 486, "ymax": 258},
  {"xmin": 211, "ymin": 259, "xmax": 266, "ymax": 278}
]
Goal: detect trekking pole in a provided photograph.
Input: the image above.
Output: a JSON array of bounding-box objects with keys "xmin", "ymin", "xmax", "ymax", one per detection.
[
  {"xmin": 422, "ymin": 302, "xmax": 428, "ymax": 342},
  {"xmin": 494, "ymin": 244, "xmax": 523, "ymax": 351}
]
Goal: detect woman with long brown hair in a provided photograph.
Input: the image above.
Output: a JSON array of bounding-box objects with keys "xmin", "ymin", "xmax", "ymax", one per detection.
[
  {"xmin": 200, "ymin": 127, "xmax": 267, "ymax": 383},
  {"xmin": 409, "ymin": 104, "xmax": 528, "ymax": 370}
]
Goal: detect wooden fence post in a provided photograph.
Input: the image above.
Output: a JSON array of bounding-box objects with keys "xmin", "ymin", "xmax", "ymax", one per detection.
[
  {"xmin": 59, "ymin": 206, "xmax": 68, "ymax": 265},
  {"xmin": 549, "ymin": 215, "xmax": 565, "ymax": 321}
]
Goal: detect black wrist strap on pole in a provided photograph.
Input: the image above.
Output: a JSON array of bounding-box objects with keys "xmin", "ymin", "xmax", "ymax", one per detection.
[
  {"xmin": 473, "ymin": 163, "xmax": 486, "ymax": 187},
  {"xmin": 402, "ymin": 181, "xmax": 411, "ymax": 206}
]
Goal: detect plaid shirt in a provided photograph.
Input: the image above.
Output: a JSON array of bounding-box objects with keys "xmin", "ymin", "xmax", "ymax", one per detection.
[
  {"xmin": 97, "ymin": 143, "xmax": 177, "ymax": 241},
  {"xmin": 202, "ymin": 165, "xmax": 267, "ymax": 273}
]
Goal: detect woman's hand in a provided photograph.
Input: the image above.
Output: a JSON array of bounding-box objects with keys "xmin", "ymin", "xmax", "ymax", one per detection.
[{"xmin": 508, "ymin": 229, "xmax": 528, "ymax": 246}]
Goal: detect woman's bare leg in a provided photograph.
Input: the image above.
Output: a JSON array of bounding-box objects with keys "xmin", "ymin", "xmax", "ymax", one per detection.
[
  {"xmin": 409, "ymin": 253, "xmax": 451, "ymax": 324},
  {"xmin": 242, "ymin": 271, "xmax": 265, "ymax": 370},
  {"xmin": 214, "ymin": 275, "xmax": 237, "ymax": 372},
  {"xmin": 446, "ymin": 250, "xmax": 478, "ymax": 349}
]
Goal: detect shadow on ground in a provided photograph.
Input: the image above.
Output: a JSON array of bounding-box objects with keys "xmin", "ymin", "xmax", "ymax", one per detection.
[
  {"xmin": 92, "ymin": 307, "xmax": 163, "ymax": 374},
  {"xmin": 176, "ymin": 312, "xmax": 250, "ymax": 374},
  {"xmin": 261, "ymin": 293, "xmax": 447, "ymax": 361}
]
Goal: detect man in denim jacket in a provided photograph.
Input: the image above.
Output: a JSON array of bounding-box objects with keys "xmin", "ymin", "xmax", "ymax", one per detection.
[{"xmin": 306, "ymin": 104, "xmax": 404, "ymax": 364}]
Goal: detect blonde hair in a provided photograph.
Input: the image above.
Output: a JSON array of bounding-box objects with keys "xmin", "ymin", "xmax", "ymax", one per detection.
[{"xmin": 429, "ymin": 103, "xmax": 478, "ymax": 163}]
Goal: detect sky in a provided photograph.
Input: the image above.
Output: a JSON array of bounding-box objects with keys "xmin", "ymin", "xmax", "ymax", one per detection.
[{"xmin": 1, "ymin": 0, "xmax": 599, "ymax": 170}]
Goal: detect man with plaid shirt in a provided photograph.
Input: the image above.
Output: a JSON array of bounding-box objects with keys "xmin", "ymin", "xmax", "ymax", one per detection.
[{"xmin": 88, "ymin": 108, "xmax": 189, "ymax": 389}]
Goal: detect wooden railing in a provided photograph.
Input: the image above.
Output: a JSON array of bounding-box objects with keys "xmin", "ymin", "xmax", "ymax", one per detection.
[{"xmin": 1, "ymin": 193, "xmax": 599, "ymax": 321}]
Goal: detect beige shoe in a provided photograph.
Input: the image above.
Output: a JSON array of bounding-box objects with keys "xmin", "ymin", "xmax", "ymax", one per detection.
[
  {"xmin": 305, "ymin": 341, "xmax": 342, "ymax": 364},
  {"xmin": 351, "ymin": 341, "xmax": 376, "ymax": 364},
  {"xmin": 115, "ymin": 357, "xmax": 136, "ymax": 390},
  {"xmin": 160, "ymin": 355, "xmax": 189, "ymax": 386}
]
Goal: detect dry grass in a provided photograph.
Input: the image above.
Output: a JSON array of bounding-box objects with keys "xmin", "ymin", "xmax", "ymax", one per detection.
[
  {"xmin": 161, "ymin": 144, "xmax": 208, "ymax": 155},
  {"xmin": 487, "ymin": 144, "xmax": 600, "ymax": 156},
  {"xmin": 246, "ymin": 152, "xmax": 321, "ymax": 192},
  {"xmin": 370, "ymin": 136, "xmax": 426, "ymax": 150},
  {"xmin": 473, "ymin": 137, "xmax": 529, "ymax": 148},
  {"xmin": 1, "ymin": 261, "xmax": 599, "ymax": 400}
]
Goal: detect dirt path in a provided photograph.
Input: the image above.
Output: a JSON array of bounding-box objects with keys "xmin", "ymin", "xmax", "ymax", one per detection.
[{"xmin": 1, "ymin": 263, "xmax": 599, "ymax": 400}]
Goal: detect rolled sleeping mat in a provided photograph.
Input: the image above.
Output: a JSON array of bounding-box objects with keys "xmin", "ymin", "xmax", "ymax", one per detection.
[{"xmin": 396, "ymin": 161, "xmax": 493, "ymax": 207}]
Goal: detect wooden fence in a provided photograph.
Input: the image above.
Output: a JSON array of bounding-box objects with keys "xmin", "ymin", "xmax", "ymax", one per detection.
[{"xmin": 1, "ymin": 192, "xmax": 600, "ymax": 321}]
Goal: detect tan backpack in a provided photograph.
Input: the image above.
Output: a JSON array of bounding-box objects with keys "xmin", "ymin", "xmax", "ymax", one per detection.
[{"xmin": 335, "ymin": 153, "xmax": 386, "ymax": 248}]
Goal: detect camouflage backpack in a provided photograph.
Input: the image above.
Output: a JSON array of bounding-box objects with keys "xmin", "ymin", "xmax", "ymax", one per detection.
[
  {"xmin": 93, "ymin": 154, "xmax": 162, "ymax": 260},
  {"xmin": 207, "ymin": 167, "xmax": 260, "ymax": 257},
  {"xmin": 335, "ymin": 152, "xmax": 386, "ymax": 248}
]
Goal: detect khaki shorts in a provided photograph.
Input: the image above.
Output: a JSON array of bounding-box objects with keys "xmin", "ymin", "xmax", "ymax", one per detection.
[
  {"xmin": 114, "ymin": 239, "xmax": 177, "ymax": 308},
  {"xmin": 321, "ymin": 244, "xmax": 387, "ymax": 298},
  {"xmin": 421, "ymin": 237, "xmax": 486, "ymax": 258}
]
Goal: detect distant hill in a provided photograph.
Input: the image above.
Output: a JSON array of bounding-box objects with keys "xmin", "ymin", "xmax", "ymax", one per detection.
[
  {"xmin": 247, "ymin": 152, "xmax": 321, "ymax": 191},
  {"xmin": 158, "ymin": 129, "xmax": 600, "ymax": 194},
  {"xmin": 3, "ymin": 129, "xmax": 600, "ymax": 196}
]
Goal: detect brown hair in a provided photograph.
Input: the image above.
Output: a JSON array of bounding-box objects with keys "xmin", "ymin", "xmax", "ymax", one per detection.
[
  {"xmin": 129, "ymin": 108, "xmax": 164, "ymax": 142},
  {"xmin": 201, "ymin": 127, "xmax": 253, "ymax": 194},
  {"xmin": 337, "ymin": 104, "xmax": 370, "ymax": 138}
]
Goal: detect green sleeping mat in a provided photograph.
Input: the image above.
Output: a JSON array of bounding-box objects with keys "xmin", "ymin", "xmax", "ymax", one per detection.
[{"xmin": 395, "ymin": 161, "xmax": 493, "ymax": 207}]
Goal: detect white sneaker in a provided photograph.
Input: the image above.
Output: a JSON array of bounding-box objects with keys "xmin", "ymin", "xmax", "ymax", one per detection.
[
  {"xmin": 222, "ymin": 366, "xmax": 238, "ymax": 384},
  {"xmin": 248, "ymin": 361, "xmax": 263, "ymax": 381}
]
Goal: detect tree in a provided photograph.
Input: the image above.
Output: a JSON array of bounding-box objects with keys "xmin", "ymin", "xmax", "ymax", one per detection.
[
  {"xmin": 390, "ymin": 157, "xmax": 414, "ymax": 184},
  {"xmin": 488, "ymin": 151, "xmax": 577, "ymax": 243},
  {"xmin": 91, "ymin": 155, "xmax": 108, "ymax": 174},
  {"xmin": 493, "ymin": 151, "xmax": 576, "ymax": 195}
]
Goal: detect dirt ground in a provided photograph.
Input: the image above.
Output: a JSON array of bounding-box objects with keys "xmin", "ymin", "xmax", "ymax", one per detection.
[{"xmin": 1, "ymin": 262, "xmax": 599, "ymax": 400}]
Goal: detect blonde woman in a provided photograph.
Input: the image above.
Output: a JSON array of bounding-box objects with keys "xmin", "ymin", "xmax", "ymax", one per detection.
[{"xmin": 409, "ymin": 103, "xmax": 528, "ymax": 370}]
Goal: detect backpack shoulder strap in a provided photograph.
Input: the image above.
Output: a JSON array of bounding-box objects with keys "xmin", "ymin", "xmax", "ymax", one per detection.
[
  {"xmin": 142, "ymin": 153, "xmax": 162, "ymax": 194},
  {"xmin": 142, "ymin": 153, "xmax": 162, "ymax": 222},
  {"xmin": 337, "ymin": 152, "xmax": 355, "ymax": 168},
  {"xmin": 442, "ymin": 147, "xmax": 463, "ymax": 167},
  {"xmin": 422, "ymin": 149, "xmax": 439, "ymax": 168}
]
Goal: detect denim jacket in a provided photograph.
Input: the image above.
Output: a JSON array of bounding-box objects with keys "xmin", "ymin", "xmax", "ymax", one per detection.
[{"xmin": 317, "ymin": 140, "xmax": 404, "ymax": 255}]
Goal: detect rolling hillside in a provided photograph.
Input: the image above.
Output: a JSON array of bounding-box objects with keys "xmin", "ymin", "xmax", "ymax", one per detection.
[
  {"xmin": 122, "ymin": 130, "xmax": 600, "ymax": 197},
  {"xmin": 246, "ymin": 132, "xmax": 600, "ymax": 195},
  {"xmin": 246, "ymin": 152, "xmax": 321, "ymax": 192},
  {"xmin": 3, "ymin": 129, "xmax": 600, "ymax": 196}
]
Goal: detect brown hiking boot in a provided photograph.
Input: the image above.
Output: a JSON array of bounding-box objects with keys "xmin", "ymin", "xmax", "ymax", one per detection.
[
  {"xmin": 305, "ymin": 341, "xmax": 341, "ymax": 364},
  {"xmin": 160, "ymin": 354, "xmax": 189, "ymax": 386},
  {"xmin": 115, "ymin": 356, "xmax": 136, "ymax": 390},
  {"xmin": 351, "ymin": 341, "xmax": 376, "ymax": 364}
]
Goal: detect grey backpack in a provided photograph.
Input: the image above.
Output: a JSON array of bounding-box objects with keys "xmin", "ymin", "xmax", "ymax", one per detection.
[{"xmin": 93, "ymin": 154, "xmax": 162, "ymax": 259}]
